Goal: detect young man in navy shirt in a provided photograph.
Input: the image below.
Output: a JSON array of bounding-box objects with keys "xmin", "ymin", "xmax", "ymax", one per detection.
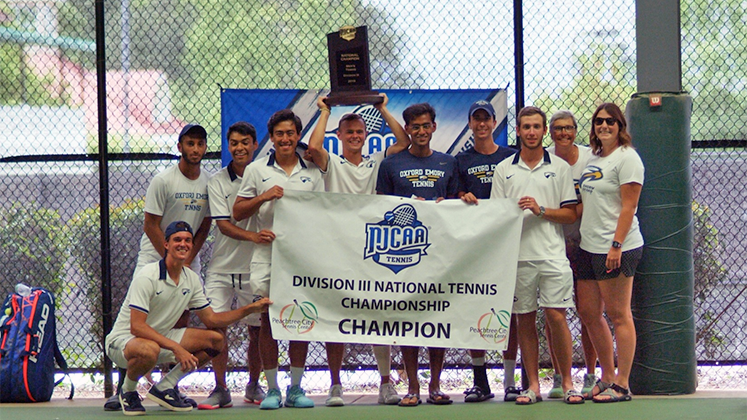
[
  {"xmin": 457, "ymin": 100, "xmax": 518, "ymax": 402},
  {"xmin": 376, "ymin": 102, "xmax": 458, "ymax": 406}
]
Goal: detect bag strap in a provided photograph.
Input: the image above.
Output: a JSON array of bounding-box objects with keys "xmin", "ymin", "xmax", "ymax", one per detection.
[{"xmin": 53, "ymin": 338, "xmax": 74, "ymax": 400}]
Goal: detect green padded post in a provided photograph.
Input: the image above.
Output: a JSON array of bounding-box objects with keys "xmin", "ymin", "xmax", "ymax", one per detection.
[{"xmin": 626, "ymin": 92, "xmax": 696, "ymax": 395}]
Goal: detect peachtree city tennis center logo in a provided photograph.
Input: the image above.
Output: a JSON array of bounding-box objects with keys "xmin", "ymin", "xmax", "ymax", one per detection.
[
  {"xmin": 277, "ymin": 299, "xmax": 319, "ymax": 334},
  {"xmin": 364, "ymin": 204, "xmax": 430, "ymax": 274},
  {"xmin": 473, "ymin": 308, "xmax": 511, "ymax": 344}
]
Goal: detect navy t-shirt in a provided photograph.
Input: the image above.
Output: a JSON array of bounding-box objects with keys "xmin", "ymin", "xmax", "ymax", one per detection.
[
  {"xmin": 456, "ymin": 146, "xmax": 516, "ymax": 199},
  {"xmin": 376, "ymin": 150, "xmax": 458, "ymax": 200}
]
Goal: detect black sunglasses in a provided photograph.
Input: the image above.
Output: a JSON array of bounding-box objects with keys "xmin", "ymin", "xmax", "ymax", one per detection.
[{"xmin": 594, "ymin": 117, "xmax": 617, "ymax": 126}]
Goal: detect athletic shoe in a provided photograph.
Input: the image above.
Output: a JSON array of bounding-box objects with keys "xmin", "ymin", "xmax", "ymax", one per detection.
[
  {"xmin": 285, "ymin": 385, "xmax": 314, "ymax": 408},
  {"xmin": 105, "ymin": 392, "xmax": 121, "ymax": 411},
  {"xmin": 244, "ymin": 382, "xmax": 266, "ymax": 404},
  {"xmin": 146, "ymin": 386, "xmax": 193, "ymax": 411},
  {"xmin": 180, "ymin": 392, "xmax": 198, "ymax": 408},
  {"xmin": 259, "ymin": 388, "xmax": 282, "ymax": 410},
  {"xmin": 197, "ymin": 386, "xmax": 233, "ymax": 410},
  {"xmin": 378, "ymin": 383, "xmax": 401, "ymax": 405},
  {"xmin": 548, "ymin": 374, "xmax": 563, "ymax": 399},
  {"xmin": 119, "ymin": 389, "xmax": 145, "ymax": 416},
  {"xmin": 325, "ymin": 384, "xmax": 344, "ymax": 407}
]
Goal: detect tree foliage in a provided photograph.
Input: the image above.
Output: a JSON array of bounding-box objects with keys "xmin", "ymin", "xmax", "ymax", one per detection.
[
  {"xmin": 68, "ymin": 199, "xmax": 143, "ymax": 365},
  {"xmin": 0, "ymin": 203, "xmax": 67, "ymax": 299},
  {"xmin": 682, "ymin": 0, "xmax": 747, "ymax": 141},
  {"xmin": 533, "ymin": 29, "xmax": 636, "ymax": 145},
  {"xmin": 57, "ymin": 0, "xmax": 410, "ymax": 143}
]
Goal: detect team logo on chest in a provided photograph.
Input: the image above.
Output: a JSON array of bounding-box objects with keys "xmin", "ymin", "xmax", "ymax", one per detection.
[
  {"xmin": 364, "ymin": 204, "xmax": 430, "ymax": 274},
  {"xmin": 579, "ymin": 165, "xmax": 603, "ymax": 193},
  {"xmin": 467, "ymin": 164, "xmax": 496, "ymax": 184},
  {"xmin": 399, "ymin": 168, "xmax": 445, "ymax": 187}
]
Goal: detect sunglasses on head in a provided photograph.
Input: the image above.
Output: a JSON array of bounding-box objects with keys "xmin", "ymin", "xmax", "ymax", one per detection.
[{"xmin": 594, "ymin": 117, "xmax": 617, "ymax": 126}]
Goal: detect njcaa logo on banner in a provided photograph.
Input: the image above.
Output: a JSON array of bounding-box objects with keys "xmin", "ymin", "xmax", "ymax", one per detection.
[{"xmin": 364, "ymin": 204, "xmax": 430, "ymax": 274}]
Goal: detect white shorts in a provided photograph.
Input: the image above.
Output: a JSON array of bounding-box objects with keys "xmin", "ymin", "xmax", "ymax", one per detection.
[
  {"xmin": 513, "ymin": 259, "xmax": 574, "ymax": 314},
  {"xmin": 105, "ymin": 328, "xmax": 186, "ymax": 369},
  {"xmin": 204, "ymin": 272, "xmax": 260, "ymax": 327},
  {"xmin": 249, "ymin": 262, "xmax": 271, "ymax": 299}
]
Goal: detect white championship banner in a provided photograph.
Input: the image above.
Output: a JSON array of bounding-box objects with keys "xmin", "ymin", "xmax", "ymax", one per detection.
[{"xmin": 269, "ymin": 191, "xmax": 523, "ymax": 350}]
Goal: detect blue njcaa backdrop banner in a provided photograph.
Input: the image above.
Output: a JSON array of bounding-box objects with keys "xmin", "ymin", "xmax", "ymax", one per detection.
[
  {"xmin": 220, "ymin": 88, "xmax": 508, "ymax": 166},
  {"xmin": 269, "ymin": 191, "xmax": 522, "ymax": 350}
]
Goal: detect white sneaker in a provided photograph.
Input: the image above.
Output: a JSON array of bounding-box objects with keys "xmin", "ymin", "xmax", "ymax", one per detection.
[
  {"xmin": 325, "ymin": 384, "xmax": 344, "ymax": 407},
  {"xmin": 378, "ymin": 383, "xmax": 401, "ymax": 405}
]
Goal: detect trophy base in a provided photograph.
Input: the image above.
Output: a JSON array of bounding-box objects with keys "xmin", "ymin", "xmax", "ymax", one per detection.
[{"xmin": 325, "ymin": 91, "xmax": 383, "ymax": 107}]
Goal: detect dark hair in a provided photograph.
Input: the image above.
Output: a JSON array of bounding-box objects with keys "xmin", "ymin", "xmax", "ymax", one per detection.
[
  {"xmin": 589, "ymin": 102, "xmax": 632, "ymax": 156},
  {"xmin": 517, "ymin": 106, "xmax": 547, "ymax": 127},
  {"xmin": 402, "ymin": 103, "xmax": 436, "ymax": 125},
  {"xmin": 227, "ymin": 121, "xmax": 257, "ymax": 143},
  {"xmin": 267, "ymin": 109, "xmax": 302, "ymax": 135},
  {"xmin": 338, "ymin": 113, "xmax": 366, "ymax": 131}
]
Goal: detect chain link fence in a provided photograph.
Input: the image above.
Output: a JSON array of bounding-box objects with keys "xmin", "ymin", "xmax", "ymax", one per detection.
[{"xmin": 1, "ymin": 0, "xmax": 744, "ymax": 396}]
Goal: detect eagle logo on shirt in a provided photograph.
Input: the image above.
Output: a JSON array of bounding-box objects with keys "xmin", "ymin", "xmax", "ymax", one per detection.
[{"xmin": 579, "ymin": 166, "xmax": 603, "ymax": 187}]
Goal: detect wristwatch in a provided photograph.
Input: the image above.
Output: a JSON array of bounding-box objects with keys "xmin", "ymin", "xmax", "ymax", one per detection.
[
  {"xmin": 612, "ymin": 241, "xmax": 622, "ymax": 249},
  {"xmin": 537, "ymin": 206, "xmax": 546, "ymax": 218}
]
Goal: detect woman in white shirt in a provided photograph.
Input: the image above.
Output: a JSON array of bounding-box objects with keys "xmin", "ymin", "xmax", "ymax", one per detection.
[
  {"xmin": 576, "ymin": 103, "xmax": 644, "ymax": 403},
  {"xmin": 545, "ymin": 110, "xmax": 598, "ymax": 399}
]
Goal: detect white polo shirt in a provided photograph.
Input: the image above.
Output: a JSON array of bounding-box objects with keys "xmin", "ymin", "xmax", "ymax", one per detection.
[
  {"xmin": 108, "ymin": 259, "xmax": 210, "ymax": 339},
  {"xmin": 547, "ymin": 144, "xmax": 593, "ymax": 243},
  {"xmin": 579, "ymin": 146, "xmax": 645, "ymax": 253},
  {"xmin": 137, "ymin": 164, "xmax": 210, "ymax": 272},
  {"xmin": 490, "ymin": 150, "xmax": 578, "ymax": 261},
  {"xmin": 237, "ymin": 152, "xmax": 323, "ymax": 263},
  {"xmin": 206, "ymin": 163, "xmax": 256, "ymax": 274},
  {"xmin": 323, "ymin": 151, "xmax": 384, "ymax": 194}
]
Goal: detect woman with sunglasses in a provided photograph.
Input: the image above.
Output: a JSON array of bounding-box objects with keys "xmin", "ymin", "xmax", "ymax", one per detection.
[{"xmin": 576, "ymin": 103, "xmax": 644, "ymax": 403}]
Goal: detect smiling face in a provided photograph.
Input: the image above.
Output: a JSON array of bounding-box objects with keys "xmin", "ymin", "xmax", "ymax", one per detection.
[
  {"xmin": 550, "ymin": 117, "xmax": 577, "ymax": 149},
  {"xmin": 469, "ymin": 109, "xmax": 497, "ymax": 142},
  {"xmin": 337, "ymin": 118, "xmax": 367, "ymax": 154},
  {"xmin": 593, "ymin": 109, "xmax": 620, "ymax": 146},
  {"xmin": 227, "ymin": 131, "xmax": 257, "ymax": 167},
  {"xmin": 178, "ymin": 135, "xmax": 207, "ymax": 166},
  {"xmin": 165, "ymin": 231, "xmax": 193, "ymax": 262},
  {"xmin": 270, "ymin": 120, "xmax": 300, "ymax": 159},
  {"xmin": 516, "ymin": 114, "xmax": 547, "ymax": 150},
  {"xmin": 405, "ymin": 113, "xmax": 437, "ymax": 148}
]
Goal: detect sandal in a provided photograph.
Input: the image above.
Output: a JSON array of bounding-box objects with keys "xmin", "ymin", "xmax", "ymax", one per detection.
[
  {"xmin": 463, "ymin": 386, "xmax": 494, "ymax": 403},
  {"xmin": 426, "ymin": 390, "xmax": 453, "ymax": 405},
  {"xmin": 564, "ymin": 389, "xmax": 585, "ymax": 404},
  {"xmin": 515, "ymin": 389, "xmax": 542, "ymax": 405},
  {"xmin": 583, "ymin": 379, "xmax": 610, "ymax": 400},
  {"xmin": 581, "ymin": 374, "xmax": 598, "ymax": 397},
  {"xmin": 504, "ymin": 386, "xmax": 521, "ymax": 402},
  {"xmin": 593, "ymin": 383, "xmax": 631, "ymax": 403},
  {"xmin": 398, "ymin": 393, "xmax": 421, "ymax": 407}
]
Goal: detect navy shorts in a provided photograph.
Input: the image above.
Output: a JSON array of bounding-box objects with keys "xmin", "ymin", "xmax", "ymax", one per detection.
[{"xmin": 576, "ymin": 247, "xmax": 643, "ymax": 280}]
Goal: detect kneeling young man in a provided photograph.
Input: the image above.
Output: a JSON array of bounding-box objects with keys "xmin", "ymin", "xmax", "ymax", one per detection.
[{"xmin": 105, "ymin": 221, "xmax": 271, "ymax": 416}]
